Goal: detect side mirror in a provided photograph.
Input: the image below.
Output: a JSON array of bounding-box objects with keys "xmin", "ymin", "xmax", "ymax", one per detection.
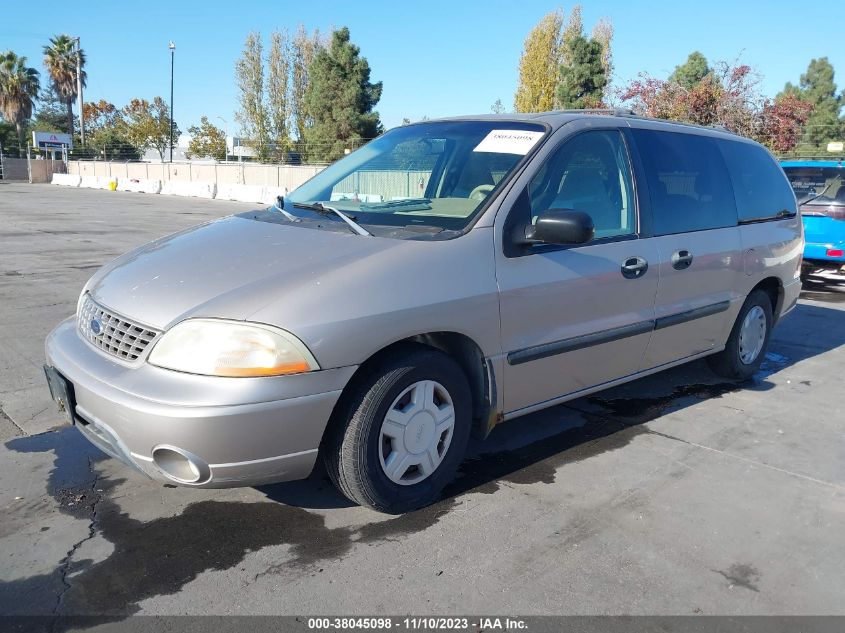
[{"xmin": 522, "ymin": 209, "xmax": 595, "ymax": 246}]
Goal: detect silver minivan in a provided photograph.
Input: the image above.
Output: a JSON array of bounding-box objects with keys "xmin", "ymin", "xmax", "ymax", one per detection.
[{"xmin": 45, "ymin": 111, "xmax": 803, "ymax": 512}]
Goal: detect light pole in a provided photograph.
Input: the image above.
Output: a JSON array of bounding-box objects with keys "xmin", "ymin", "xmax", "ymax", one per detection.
[
  {"xmin": 217, "ymin": 116, "xmax": 228, "ymax": 162},
  {"xmin": 168, "ymin": 41, "xmax": 175, "ymax": 162}
]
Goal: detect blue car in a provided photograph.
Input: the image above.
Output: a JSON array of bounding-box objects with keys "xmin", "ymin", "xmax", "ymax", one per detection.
[{"xmin": 781, "ymin": 160, "xmax": 845, "ymax": 279}]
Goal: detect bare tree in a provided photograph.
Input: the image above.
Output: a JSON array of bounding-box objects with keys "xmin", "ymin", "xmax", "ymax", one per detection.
[
  {"xmin": 235, "ymin": 31, "xmax": 270, "ymax": 160},
  {"xmin": 267, "ymin": 29, "xmax": 291, "ymax": 153},
  {"xmin": 560, "ymin": 5, "xmax": 583, "ymax": 67},
  {"xmin": 591, "ymin": 18, "xmax": 614, "ymax": 101},
  {"xmin": 514, "ymin": 10, "xmax": 563, "ymax": 113},
  {"xmin": 291, "ymin": 25, "xmax": 323, "ymax": 143}
]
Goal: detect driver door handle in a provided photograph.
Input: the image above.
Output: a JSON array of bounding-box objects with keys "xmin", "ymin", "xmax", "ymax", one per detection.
[
  {"xmin": 671, "ymin": 249, "xmax": 694, "ymax": 270},
  {"xmin": 621, "ymin": 256, "xmax": 649, "ymax": 279}
]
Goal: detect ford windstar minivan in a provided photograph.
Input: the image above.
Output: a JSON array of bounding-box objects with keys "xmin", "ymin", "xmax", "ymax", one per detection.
[{"xmin": 45, "ymin": 111, "xmax": 803, "ymax": 513}]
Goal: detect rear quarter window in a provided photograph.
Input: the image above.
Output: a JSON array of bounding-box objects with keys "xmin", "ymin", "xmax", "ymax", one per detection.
[
  {"xmin": 632, "ymin": 129, "xmax": 738, "ymax": 236},
  {"xmin": 718, "ymin": 140, "xmax": 797, "ymax": 222}
]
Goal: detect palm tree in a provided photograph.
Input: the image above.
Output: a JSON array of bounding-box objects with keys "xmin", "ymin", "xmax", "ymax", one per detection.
[
  {"xmin": 0, "ymin": 51, "xmax": 40, "ymax": 151},
  {"xmin": 43, "ymin": 34, "xmax": 85, "ymax": 139}
]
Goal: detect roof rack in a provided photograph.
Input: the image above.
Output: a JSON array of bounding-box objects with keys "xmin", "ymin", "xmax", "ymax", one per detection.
[
  {"xmin": 707, "ymin": 123, "xmax": 736, "ymax": 134},
  {"xmin": 554, "ymin": 108, "xmax": 639, "ymax": 117}
]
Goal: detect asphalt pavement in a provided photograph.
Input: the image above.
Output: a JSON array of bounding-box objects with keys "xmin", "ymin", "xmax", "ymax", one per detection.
[{"xmin": 1, "ymin": 182, "xmax": 844, "ymax": 619}]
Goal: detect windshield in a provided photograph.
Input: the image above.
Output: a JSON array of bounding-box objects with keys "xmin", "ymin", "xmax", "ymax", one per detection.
[
  {"xmin": 287, "ymin": 120, "xmax": 547, "ymax": 231},
  {"xmin": 783, "ymin": 166, "xmax": 845, "ymax": 206}
]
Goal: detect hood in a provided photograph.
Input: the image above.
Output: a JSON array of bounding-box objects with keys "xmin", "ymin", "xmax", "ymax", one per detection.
[{"xmin": 86, "ymin": 213, "xmax": 402, "ymax": 329}]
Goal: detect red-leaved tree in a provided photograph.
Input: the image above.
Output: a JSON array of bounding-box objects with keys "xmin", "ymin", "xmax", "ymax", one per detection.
[
  {"xmin": 620, "ymin": 61, "xmax": 814, "ymax": 153},
  {"xmin": 758, "ymin": 94, "xmax": 814, "ymax": 154}
]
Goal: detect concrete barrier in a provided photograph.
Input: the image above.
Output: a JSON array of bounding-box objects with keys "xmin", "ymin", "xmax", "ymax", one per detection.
[
  {"xmin": 79, "ymin": 175, "xmax": 116, "ymax": 190},
  {"xmin": 263, "ymin": 186, "xmax": 288, "ymax": 204},
  {"xmin": 216, "ymin": 184, "xmax": 290, "ymax": 205},
  {"xmin": 117, "ymin": 178, "xmax": 162, "ymax": 194},
  {"xmin": 160, "ymin": 180, "xmax": 216, "ymax": 199},
  {"xmin": 216, "ymin": 183, "xmax": 266, "ymax": 203},
  {"xmin": 52, "ymin": 173, "xmax": 81, "ymax": 187}
]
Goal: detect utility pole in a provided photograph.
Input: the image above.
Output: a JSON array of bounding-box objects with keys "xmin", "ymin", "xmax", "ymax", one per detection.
[
  {"xmin": 169, "ymin": 41, "xmax": 175, "ymax": 162},
  {"xmin": 74, "ymin": 37, "xmax": 84, "ymax": 147}
]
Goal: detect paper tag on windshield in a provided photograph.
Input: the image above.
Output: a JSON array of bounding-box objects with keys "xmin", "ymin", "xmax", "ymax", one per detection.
[{"xmin": 473, "ymin": 130, "xmax": 544, "ymax": 155}]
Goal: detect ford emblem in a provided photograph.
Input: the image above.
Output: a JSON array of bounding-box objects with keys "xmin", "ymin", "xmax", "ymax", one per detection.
[{"xmin": 90, "ymin": 319, "xmax": 103, "ymax": 335}]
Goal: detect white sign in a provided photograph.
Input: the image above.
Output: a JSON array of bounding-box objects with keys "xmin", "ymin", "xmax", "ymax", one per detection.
[
  {"xmin": 473, "ymin": 129, "xmax": 544, "ymax": 155},
  {"xmin": 32, "ymin": 131, "xmax": 72, "ymax": 149},
  {"xmin": 826, "ymin": 141, "xmax": 844, "ymax": 153}
]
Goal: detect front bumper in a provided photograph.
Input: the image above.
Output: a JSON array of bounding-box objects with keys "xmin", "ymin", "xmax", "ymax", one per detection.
[{"xmin": 45, "ymin": 317, "xmax": 357, "ymax": 487}]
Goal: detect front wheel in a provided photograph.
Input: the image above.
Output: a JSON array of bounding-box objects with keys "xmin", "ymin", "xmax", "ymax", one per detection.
[
  {"xmin": 322, "ymin": 346, "xmax": 472, "ymax": 513},
  {"xmin": 707, "ymin": 289, "xmax": 773, "ymax": 380}
]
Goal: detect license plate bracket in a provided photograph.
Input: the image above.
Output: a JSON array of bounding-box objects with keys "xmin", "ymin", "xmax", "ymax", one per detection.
[{"xmin": 43, "ymin": 365, "xmax": 77, "ymax": 425}]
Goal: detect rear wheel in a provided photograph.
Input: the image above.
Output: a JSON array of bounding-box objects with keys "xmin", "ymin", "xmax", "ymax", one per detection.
[
  {"xmin": 323, "ymin": 346, "xmax": 472, "ymax": 513},
  {"xmin": 707, "ymin": 289, "xmax": 773, "ymax": 380},
  {"xmin": 800, "ymin": 263, "xmax": 813, "ymax": 283}
]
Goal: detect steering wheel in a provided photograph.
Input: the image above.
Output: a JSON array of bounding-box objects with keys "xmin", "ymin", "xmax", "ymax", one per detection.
[{"xmin": 469, "ymin": 184, "xmax": 495, "ymax": 201}]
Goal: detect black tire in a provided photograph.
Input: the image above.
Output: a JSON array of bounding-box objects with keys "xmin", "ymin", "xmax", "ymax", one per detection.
[
  {"xmin": 322, "ymin": 345, "xmax": 472, "ymax": 513},
  {"xmin": 707, "ymin": 289, "xmax": 773, "ymax": 380},
  {"xmin": 800, "ymin": 263, "xmax": 814, "ymax": 283}
]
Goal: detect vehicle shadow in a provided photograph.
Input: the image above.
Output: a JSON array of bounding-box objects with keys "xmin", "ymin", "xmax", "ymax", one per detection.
[
  {"xmin": 799, "ymin": 273, "xmax": 845, "ymax": 304},
  {"xmin": 261, "ymin": 300, "xmax": 845, "ymax": 511}
]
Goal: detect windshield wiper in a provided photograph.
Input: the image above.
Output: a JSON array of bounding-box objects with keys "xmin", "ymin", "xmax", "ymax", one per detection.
[
  {"xmin": 360, "ymin": 197, "xmax": 432, "ymax": 212},
  {"xmin": 292, "ymin": 202, "xmax": 372, "ymax": 236},
  {"xmin": 273, "ymin": 196, "xmax": 301, "ymax": 222},
  {"xmin": 799, "ymin": 178, "xmax": 840, "ymax": 207}
]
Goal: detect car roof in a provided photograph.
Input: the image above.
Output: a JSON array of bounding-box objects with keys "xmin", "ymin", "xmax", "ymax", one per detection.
[
  {"xmin": 780, "ymin": 160, "xmax": 845, "ymax": 168},
  {"xmin": 424, "ymin": 110, "xmax": 751, "ymax": 142}
]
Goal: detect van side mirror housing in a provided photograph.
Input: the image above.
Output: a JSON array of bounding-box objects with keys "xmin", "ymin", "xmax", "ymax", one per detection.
[{"xmin": 522, "ymin": 209, "xmax": 595, "ymax": 246}]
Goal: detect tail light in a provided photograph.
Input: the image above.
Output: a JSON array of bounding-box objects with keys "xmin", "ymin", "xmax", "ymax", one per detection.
[{"xmin": 827, "ymin": 249, "xmax": 844, "ymax": 258}]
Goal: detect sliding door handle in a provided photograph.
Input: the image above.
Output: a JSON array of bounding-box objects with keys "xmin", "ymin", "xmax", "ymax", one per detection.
[
  {"xmin": 621, "ymin": 256, "xmax": 649, "ymax": 279},
  {"xmin": 671, "ymin": 250, "xmax": 694, "ymax": 270}
]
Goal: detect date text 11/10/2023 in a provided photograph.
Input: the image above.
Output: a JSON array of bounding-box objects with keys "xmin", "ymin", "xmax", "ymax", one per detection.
[{"xmin": 306, "ymin": 617, "xmax": 528, "ymax": 630}]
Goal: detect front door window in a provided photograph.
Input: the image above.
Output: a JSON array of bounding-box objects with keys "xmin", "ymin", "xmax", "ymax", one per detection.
[{"xmin": 527, "ymin": 130, "xmax": 636, "ymax": 240}]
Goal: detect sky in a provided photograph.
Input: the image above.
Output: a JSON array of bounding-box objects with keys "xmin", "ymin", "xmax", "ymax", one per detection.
[{"xmin": 2, "ymin": 0, "xmax": 843, "ymax": 138}]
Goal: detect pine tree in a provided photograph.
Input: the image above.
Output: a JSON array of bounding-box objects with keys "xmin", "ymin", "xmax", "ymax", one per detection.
[
  {"xmin": 303, "ymin": 27, "xmax": 382, "ymax": 163},
  {"xmin": 669, "ymin": 52, "xmax": 710, "ymax": 89},
  {"xmin": 514, "ymin": 7, "xmax": 612, "ymax": 113},
  {"xmin": 556, "ymin": 35, "xmax": 607, "ymax": 109},
  {"xmin": 779, "ymin": 58, "xmax": 843, "ymax": 151},
  {"xmin": 591, "ymin": 18, "xmax": 614, "ymax": 100}
]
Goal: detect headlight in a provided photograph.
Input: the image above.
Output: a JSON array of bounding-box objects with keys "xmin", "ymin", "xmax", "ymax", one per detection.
[{"xmin": 148, "ymin": 319, "xmax": 319, "ymax": 377}]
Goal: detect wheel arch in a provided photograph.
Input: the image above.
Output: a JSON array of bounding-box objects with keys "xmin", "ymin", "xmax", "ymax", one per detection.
[
  {"xmin": 321, "ymin": 332, "xmax": 499, "ymax": 448},
  {"xmin": 751, "ymin": 276, "xmax": 783, "ymax": 323}
]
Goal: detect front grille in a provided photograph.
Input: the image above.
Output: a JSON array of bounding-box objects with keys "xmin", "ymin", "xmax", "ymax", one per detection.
[{"xmin": 78, "ymin": 295, "xmax": 160, "ymax": 362}]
